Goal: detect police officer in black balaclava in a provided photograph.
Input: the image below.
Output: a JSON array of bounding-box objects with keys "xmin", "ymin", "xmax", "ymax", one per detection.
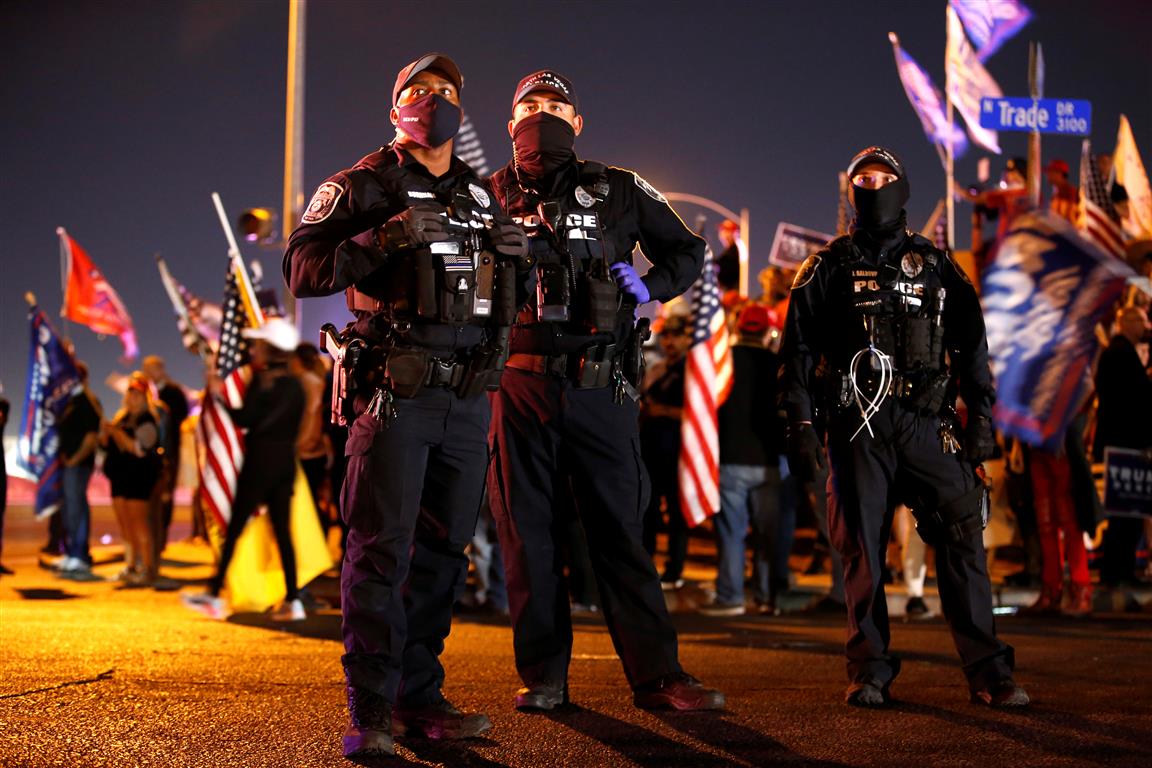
[
  {"xmin": 778, "ymin": 146, "xmax": 1029, "ymax": 710},
  {"xmin": 486, "ymin": 70, "xmax": 724, "ymax": 714}
]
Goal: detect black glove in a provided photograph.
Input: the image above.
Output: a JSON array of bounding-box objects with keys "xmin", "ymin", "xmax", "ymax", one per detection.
[
  {"xmin": 962, "ymin": 415, "xmax": 996, "ymax": 465},
  {"xmin": 786, "ymin": 421, "xmax": 825, "ymax": 484},
  {"xmin": 488, "ymin": 219, "xmax": 529, "ymax": 261},
  {"xmin": 378, "ymin": 204, "xmax": 448, "ymax": 251}
]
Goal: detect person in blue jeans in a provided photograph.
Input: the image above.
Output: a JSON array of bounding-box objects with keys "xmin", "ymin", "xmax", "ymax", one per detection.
[
  {"xmin": 55, "ymin": 362, "xmax": 102, "ymax": 579},
  {"xmin": 703, "ymin": 304, "xmax": 785, "ymax": 616}
]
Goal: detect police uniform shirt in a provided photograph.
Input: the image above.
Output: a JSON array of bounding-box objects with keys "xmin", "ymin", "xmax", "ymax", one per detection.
[
  {"xmin": 778, "ymin": 229, "xmax": 993, "ymax": 425},
  {"xmin": 489, "ymin": 159, "xmax": 705, "ymax": 356},
  {"xmin": 283, "ymin": 144, "xmax": 503, "ymax": 355}
]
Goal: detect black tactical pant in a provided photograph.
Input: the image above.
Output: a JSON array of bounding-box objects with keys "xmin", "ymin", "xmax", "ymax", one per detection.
[
  {"xmin": 340, "ymin": 386, "xmax": 488, "ymax": 705},
  {"xmin": 826, "ymin": 400, "xmax": 1014, "ymax": 693},
  {"xmin": 488, "ymin": 367, "xmax": 682, "ymax": 690}
]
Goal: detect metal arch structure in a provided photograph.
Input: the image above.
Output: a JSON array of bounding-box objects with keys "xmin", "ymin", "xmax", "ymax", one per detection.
[{"xmin": 664, "ymin": 193, "xmax": 751, "ymax": 296}]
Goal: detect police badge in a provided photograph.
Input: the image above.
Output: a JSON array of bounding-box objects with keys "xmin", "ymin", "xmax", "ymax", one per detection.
[
  {"xmin": 468, "ymin": 183, "xmax": 491, "ymax": 209},
  {"xmin": 901, "ymin": 251, "xmax": 924, "ymax": 278},
  {"xmin": 574, "ymin": 186, "xmax": 595, "ymax": 208},
  {"xmin": 301, "ymin": 182, "xmax": 344, "ymax": 224}
]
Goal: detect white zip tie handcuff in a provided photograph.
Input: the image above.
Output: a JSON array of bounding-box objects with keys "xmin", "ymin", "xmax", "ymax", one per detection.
[{"xmin": 848, "ymin": 344, "xmax": 895, "ymax": 441}]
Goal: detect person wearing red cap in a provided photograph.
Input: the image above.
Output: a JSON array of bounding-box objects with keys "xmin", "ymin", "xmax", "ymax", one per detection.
[
  {"xmin": 485, "ymin": 69, "xmax": 723, "ymax": 714},
  {"xmin": 1045, "ymin": 158, "xmax": 1078, "ymax": 224},
  {"xmin": 284, "ymin": 54, "xmax": 530, "ymax": 760}
]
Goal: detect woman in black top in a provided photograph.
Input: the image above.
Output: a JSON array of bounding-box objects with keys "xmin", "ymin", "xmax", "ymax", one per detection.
[{"xmin": 101, "ymin": 373, "xmax": 162, "ymax": 585}]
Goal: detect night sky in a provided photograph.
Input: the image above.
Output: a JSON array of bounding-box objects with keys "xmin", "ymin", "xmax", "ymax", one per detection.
[{"xmin": 2, "ymin": 0, "xmax": 1149, "ymax": 410}]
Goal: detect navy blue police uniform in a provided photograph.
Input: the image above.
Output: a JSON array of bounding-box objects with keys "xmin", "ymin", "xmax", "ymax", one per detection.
[
  {"xmin": 778, "ymin": 146, "xmax": 1028, "ymax": 708},
  {"xmin": 283, "ymin": 54, "xmax": 530, "ymax": 756},
  {"xmin": 487, "ymin": 126, "xmax": 722, "ymax": 708}
]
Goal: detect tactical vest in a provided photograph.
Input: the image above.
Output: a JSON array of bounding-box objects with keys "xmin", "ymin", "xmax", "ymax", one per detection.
[
  {"xmin": 506, "ymin": 162, "xmax": 631, "ymax": 337},
  {"xmin": 829, "ymin": 233, "xmax": 948, "ymax": 376},
  {"xmin": 349, "ymin": 187, "xmax": 509, "ymax": 327}
]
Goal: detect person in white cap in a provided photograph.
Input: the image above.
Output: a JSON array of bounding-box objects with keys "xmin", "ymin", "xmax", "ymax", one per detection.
[{"xmin": 184, "ymin": 316, "xmax": 307, "ymax": 623}]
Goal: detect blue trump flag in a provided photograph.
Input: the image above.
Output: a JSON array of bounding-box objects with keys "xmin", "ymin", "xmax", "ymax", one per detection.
[
  {"xmin": 950, "ymin": 0, "xmax": 1032, "ymax": 63},
  {"xmin": 17, "ymin": 306, "xmax": 80, "ymax": 518},
  {"xmin": 982, "ymin": 211, "xmax": 1133, "ymax": 451}
]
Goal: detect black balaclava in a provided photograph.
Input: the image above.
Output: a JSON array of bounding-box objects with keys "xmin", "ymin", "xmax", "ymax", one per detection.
[
  {"xmin": 847, "ymin": 146, "xmax": 910, "ymax": 235},
  {"xmin": 395, "ymin": 93, "xmax": 461, "ymax": 148},
  {"xmin": 512, "ymin": 112, "xmax": 576, "ymax": 179}
]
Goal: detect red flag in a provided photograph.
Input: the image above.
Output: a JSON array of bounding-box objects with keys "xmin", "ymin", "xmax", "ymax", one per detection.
[
  {"xmin": 59, "ymin": 228, "xmax": 138, "ymax": 360},
  {"xmin": 678, "ymin": 249, "xmax": 733, "ymax": 527}
]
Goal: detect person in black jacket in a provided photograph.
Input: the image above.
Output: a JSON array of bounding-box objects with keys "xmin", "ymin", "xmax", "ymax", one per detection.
[
  {"xmin": 282, "ymin": 54, "xmax": 529, "ymax": 760},
  {"xmin": 703, "ymin": 304, "xmax": 787, "ymax": 617},
  {"xmin": 778, "ymin": 146, "xmax": 1027, "ymax": 709},
  {"xmin": 486, "ymin": 70, "xmax": 723, "ymax": 714},
  {"xmin": 1094, "ymin": 305, "xmax": 1152, "ymax": 587},
  {"xmin": 183, "ymin": 318, "xmax": 305, "ymax": 621}
]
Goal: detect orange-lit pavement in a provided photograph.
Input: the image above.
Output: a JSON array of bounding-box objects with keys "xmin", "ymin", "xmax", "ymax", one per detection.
[{"xmin": 2, "ymin": 503, "xmax": 1150, "ymax": 768}]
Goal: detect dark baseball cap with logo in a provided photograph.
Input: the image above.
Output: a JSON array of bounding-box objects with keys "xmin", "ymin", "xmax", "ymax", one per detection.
[
  {"xmin": 393, "ymin": 53, "xmax": 463, "ymax": 107},
  {"xmin": 512, "ymin": 70, "xmax": 579, "ymax": 113}
]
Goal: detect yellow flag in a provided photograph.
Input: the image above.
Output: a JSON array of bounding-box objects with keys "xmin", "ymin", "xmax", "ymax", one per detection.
[
  {"xmin": 220, "ymin": 464, "xmax": 334, "ymax": 613},
  {"xmin": 1115, "ymin": 115, "xmax": 1152, "ymax": 239}
]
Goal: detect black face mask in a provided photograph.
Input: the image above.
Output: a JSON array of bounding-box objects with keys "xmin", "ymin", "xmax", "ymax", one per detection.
[
  {"xmin": 512, "ymin": 112, "xmax": 576, "ymax": 178},
  {"xmin": 852, "ymin": 176, "xmax": 910, "ymax": 231},
  {"xmin": 395, "ymin": 93, "xmax": 461, "ymax": 148}
]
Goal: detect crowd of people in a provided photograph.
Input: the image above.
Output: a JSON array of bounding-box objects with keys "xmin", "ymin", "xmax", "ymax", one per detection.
[{"xmin": 3, "ymin": 50, "xmax": 1150, "ymax": 762}]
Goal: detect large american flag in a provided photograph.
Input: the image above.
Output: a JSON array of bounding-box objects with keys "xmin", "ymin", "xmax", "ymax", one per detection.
[
  {"xmin": 198, "ymin": 267, "xmax": 252, "ymax": 527},
  {"xmin": 678, "ymin": 248, "xmax": 733, "ymax": 527},
  {"xmin": 1078, "ymin": 139, "xmax": 1126, "ymax": 259}
]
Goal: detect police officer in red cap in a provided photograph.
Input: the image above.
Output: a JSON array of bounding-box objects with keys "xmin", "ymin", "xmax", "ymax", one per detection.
[
  {"xmin": 284, "ymin": 53, "xmax": 529, "ymax": 761},
  {"xmin": 485, "ymin": 69, "xmax": 724, "ymax": 713},
  {"xmin": 779, "ymin": 146, "xmax": 1029, "ymax": 710}
]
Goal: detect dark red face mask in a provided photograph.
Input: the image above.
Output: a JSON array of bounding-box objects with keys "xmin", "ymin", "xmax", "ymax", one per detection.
[{"xmin": 396, "ymin": 93, "xmax": 461, "ymax": 148}]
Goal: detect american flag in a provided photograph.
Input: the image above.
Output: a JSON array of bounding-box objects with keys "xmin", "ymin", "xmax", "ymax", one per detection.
[
  {"xmin": 678, "ymin": 247, "xmax": 732, "ymax": 527},
  {"xmin": 1078, "ymin": 140, "xmax": 1126, "ymax": 259},
  {"xmin": 198, "ymin": 267, "xmax": 252, "ymax": 527}
]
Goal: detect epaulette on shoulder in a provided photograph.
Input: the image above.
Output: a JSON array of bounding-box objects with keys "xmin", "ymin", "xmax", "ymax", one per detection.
[
  {"xmin": 827, "ymin": 235, "xmax": 857, "ymax": 265},
  {"xmin": 352, "ymin": 147, "xmax": 399, "ymax": 173}
]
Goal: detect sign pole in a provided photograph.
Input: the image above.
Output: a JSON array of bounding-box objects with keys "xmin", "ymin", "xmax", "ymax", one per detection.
[
  {"xmin": 944, "ymin": 5, "xmax": 955, "ymax": 250},
  {"xmin": 1027, "ymin": 42, "xmax": 1044, "ymax": 208}
]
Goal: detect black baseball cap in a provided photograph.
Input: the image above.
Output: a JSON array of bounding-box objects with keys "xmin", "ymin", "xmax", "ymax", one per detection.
[
  {"xmin": 393, "ymin": 53, "xmax": 463, "ymax": 107},
  {"xmin": 846, "ymin": 146, "xmax": 906, "ymax": 179},
  {"xmin": 512, "ymin": 70, "xmax": 579, "ymax": 112}
]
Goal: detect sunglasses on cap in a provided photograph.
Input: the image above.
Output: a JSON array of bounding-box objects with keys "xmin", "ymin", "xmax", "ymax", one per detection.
[{"xmin": 851, "ymin": 171, "xmax": 899, "ymax": 189}]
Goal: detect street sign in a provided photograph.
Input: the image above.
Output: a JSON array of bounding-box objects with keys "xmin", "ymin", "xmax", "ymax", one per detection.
[{"xmin": 980, "ymin": 96, "xmax": 1092, "ymax": 135}]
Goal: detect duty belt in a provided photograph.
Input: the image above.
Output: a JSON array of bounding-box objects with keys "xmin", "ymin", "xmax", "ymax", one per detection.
[{"xmin": 506, "ymin": 350, "xmax": 616, "ymax": 389}]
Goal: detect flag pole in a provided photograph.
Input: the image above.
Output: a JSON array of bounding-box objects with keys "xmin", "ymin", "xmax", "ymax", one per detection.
[
  {"xmin": 944, "ymin": 7, "xmax": 956, "ymax": 251},
  {"xmin": 282, "ymin": 0, "xmax": 307, "ymax": 328},
  {"xmin": 1027, "ymin": 42, "xmax": 1044, "ymax": 208},
  {"xmin": 55, "ymin": 227, "xmax": 71, "ymax": 339},
  {"xmin": 211, "ymin": 192, "xmax": 265, "ymax": 328}
]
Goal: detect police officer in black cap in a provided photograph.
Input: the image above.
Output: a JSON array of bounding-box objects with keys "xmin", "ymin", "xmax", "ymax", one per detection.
[
  {"xmin": 778, "ymin": 146, "xmax": 1029, "ymax": 709},
  {"xmin": 283, "ymin": 53, "xmax": 529, "ymax": 761},
  {"xmin": 486, "ymin": 70, "xmax": 724, "ymax": 713}
]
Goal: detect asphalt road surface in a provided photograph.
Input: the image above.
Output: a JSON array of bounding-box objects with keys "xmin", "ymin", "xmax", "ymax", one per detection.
[{"xmin": 2, "ymin": 504, "xmax": 1150, "ymax": 768}]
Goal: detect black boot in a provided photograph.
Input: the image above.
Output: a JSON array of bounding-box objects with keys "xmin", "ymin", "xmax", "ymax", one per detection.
[{"xmin": 343, "ymin": 686, "xmax": 394, "ymax": 762}]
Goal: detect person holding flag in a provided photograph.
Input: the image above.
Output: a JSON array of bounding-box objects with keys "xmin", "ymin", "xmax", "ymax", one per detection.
[
  {"xmin": 779, "ymin": 146, "xmax": 1028, "ymax": 709},
  {"xmin": 184, "ymin": 317, "xmax": 306, "ymax": 618},
  {"xmin": 485, "ymin": 69, "xmax": 723, "ymax": 714}
]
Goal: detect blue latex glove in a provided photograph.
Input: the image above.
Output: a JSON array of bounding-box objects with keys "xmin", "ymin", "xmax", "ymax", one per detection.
[{"xmin": 609, "ymin": 262, "xmax": 651, "ymax": 304}]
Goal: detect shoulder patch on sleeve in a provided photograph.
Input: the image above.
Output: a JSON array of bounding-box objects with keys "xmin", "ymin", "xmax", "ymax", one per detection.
[
  {"xmin": 792, "ymin": 253, "xmax": 823, "ymax": 289},
  {"xmin": 301, "ymin": 181, "xmax": 345, "ymax": 224},
  {"xmin": 632, "ymin": 172, "xmax": 667, "ymax": 203},
  {"xmin": 945, "ymin": 250, "xmax": 973, "ymax": 285}
]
